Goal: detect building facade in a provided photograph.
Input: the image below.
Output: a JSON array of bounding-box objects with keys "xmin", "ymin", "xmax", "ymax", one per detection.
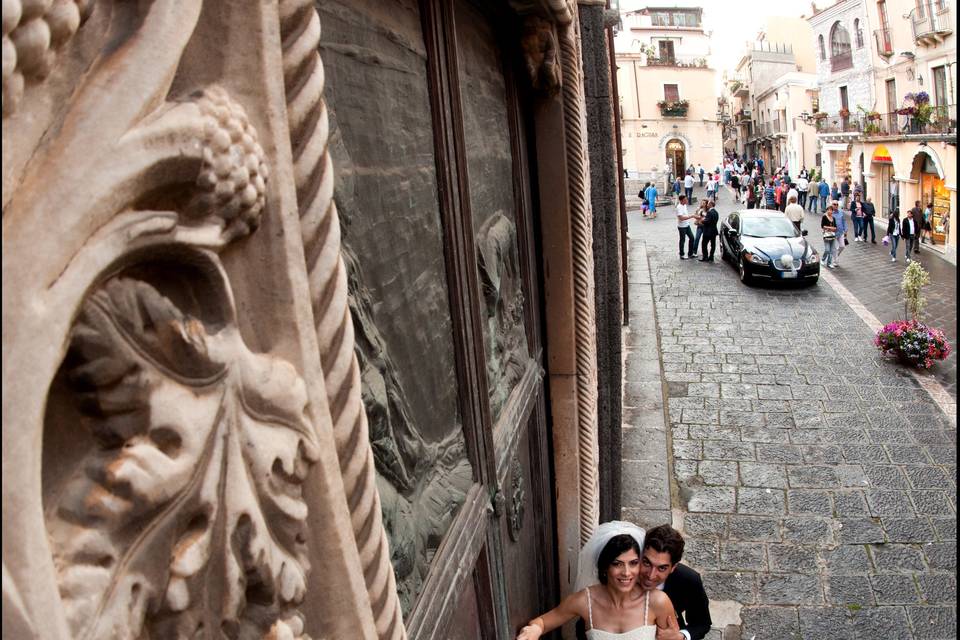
[
  {"xmin": 615, "ymin": 6, "xmax": 723, "ymax": 186},
  {"xmin": 808, "ymin": 0, "xmax": 877, "ymax": 185},
  {"xmin": 856, "ymin": 0, "xmax": 957, "ymax": 258},
  {"xmin": 2, "ymin": 1, "xmax": 627, "ymax": 638},
  {"xmin": 753, "ymin": 72, "xmax": 821, "ymax": 173}
]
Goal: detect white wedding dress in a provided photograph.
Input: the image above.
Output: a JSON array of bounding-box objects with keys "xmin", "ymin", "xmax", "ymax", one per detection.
[{"xmin": 584, "ymin": 587, "xmax": 657, "ymax": 640}]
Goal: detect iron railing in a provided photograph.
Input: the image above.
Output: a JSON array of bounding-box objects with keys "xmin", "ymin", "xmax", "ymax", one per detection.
[
  {"xmin": 645, "ymin": 55, "xmax": 709, "ymax": 68},
  {"xmin": 830, "ymin": 52, "xmax": 853, "ymax": 72},
  {"xmin": 814, "ymin": 105, "xmax": 957, "ymax": 137},
  {"xmin": 874, "ymin": 28, "xmax": 893, "ymax": 57}
]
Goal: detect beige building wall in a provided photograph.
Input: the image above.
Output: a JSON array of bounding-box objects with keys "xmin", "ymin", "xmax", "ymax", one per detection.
[
  {"xmin": 618, "ymin": 56, "xmax": 723, "ymax": 179},
  {"xmin": 761, "ymin": 17, "xmax": 817, "ymax": 73}
]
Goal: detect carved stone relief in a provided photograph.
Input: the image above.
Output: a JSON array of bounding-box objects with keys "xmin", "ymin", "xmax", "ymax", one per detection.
[{"xmin": 507, "ymin": 453, "xmax": 526, "ymax": 542}]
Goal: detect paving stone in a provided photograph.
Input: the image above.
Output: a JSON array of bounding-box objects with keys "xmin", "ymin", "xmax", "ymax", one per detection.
[
  {"xmin": 833, "ymin": 491, "xmax": 871, "ymax": 517},
  {"xmin": 822, "ymin": 545, "xmax": 872, "ymax": 574},
  {"xmin": 864, "ymin": 465, "xmax": 911, "ymax": 489},
  {"xmin": 797, "ymin": 607, "xmax": 855, "ymax": 640},
  {"xmin": 755, "ymin": 443, "xmax": 803, "ymax": 463},
  {"xmin": 740, "ymin": 462, "xmax": 788, "ymax": 488},
  {"xmin": 788, "ymin": 465, "xmax": 840, "ymax": 488},
  {"xmin": 837, "ymin": 518, "xmax": 886, "ymax": 544},
  {"xmin": 688, "ymin": 424, "xmax": 741, "ymax": 441},
  {"xmin": 681, "ymin": 408, "xmax": 720, "ymax": 424},
  {"xmin": 764, "ymin": 413, "xmax": 797, "ymax": 428},
  {"xmin": 842, "ymin": 445, "xmax": 890, "ymax": 463},
  {"xmin": 740, "ymin": 606, "xmax": 801, "ymax": 640},
  {"xmin": 871, "ymin": 574, "xmax": 922, "ymax": 604},
  {"xmin": 849, "ymin": 605, "xmax": 912, "ymax": 640},
  {"xmin": 698, "ymin": 460, "xmax": 738, "ymax": 485},
  {"xmin": 768, "ymin": 545, "xmax": 818, "ymax": 574},
  {"xmin": 826, "ymin": 575, "xmax": 876, "ymax": 606},
  {"xmin": 719, "ymin": 542, "xmax": 767, "ymax": 571},
  {"xmin": 783, "ymin": 517, "xmax": 834, "ymax": 545},
  {"xmin": 727, "ymin": 515, "xmax": 781, "ymax": 542},
  {"xmin": 758, "ymin": 574, "xmax": 823, "ymax": 605},
  {"xmin": 673, "ymin": 439, "xmax": 703, "ymax": 460},
  {"xmin": 688, "ymin": 382, "xmax": 720, "ymax": 397},
  {"xmin": 737, "ymin": 488, "xmax": 786, "ymax": 515},
  {"xmin": 799, "ymin": 445, "xmax": 846, "ymax": 464},
  {"xmin": 674, "ymin": 459, "xmax": 699, "ymax": 483},
  {"xmin": 720, "ymin": 383, "xmax": 758, "ymax": 399},
  {"xmin": 922, "ymin": 541, "xmax": 957, "ymax": 571},
  {"xmin": 702, "ymin": 571, "xmax": 757, "ymax": 604},
  {"xmin": 884, "ymin": 445, "xmax": 933, "ymax": 464},
  {"xmin": 882, "ymin": 518, "xmax": 937, "ymax": 543},
  {"xmin": 682, "ymin": 513, "xmax": 727, "ymax": 539},
  {"xmin": 703, "ymin": 441, "xmax": 755, "ymax": 462},
  {"xmin": 687, "ymin": 486, "xmax": 736, "ymax": 513},
  {"xmin": 930, "ymin": 517, "xmax": 956, "ymax": 542},
  {"xmin": 905, "ymin": 606, "xmax": 957, "ymax": 640},
  {"xmin": 740, "ymin": 426, "xmax": 790, "ymax": 443},
  {"xmin": 787, "ymin": 490, "xmax": 833, "ymax": 516},
  {"xmin": 835, "ymin": 464, "xmax": 870, "ymax": 487},
  {"xmin": 917, "ymin": 574, "xmax": 956, "ymax": 604},
  {"xmin": 909, "ymin": 491, "xmax": 955, "ymax": 516},
  {"xmin": 926, "ymin": 447, "xmax": 957, "ymax": 465},
  {"xmin": 866, "ymin": 490, "xmax": 918, "ymax": 517},
  {"xmin": 868, "ymin": 544, "xmax": 928, "ymax": 572}
]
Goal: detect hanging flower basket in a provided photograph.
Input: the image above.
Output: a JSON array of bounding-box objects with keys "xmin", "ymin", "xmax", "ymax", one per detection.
[
  {"xmin": 875, "ymin": 320, "xmax": 951, "ymax": 369},
  {"xmin": 812, "ymin": 111, "xmax": 828, "ymax": 119}
]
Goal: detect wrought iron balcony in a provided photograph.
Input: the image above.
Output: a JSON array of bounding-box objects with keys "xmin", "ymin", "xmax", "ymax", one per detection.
[
  {"xmin": 873, "ymin": 28, "xmax": 894, "ymax": 57},
  {"xmin": 910, "ymin": 3, "xmax": 953, "ymax": 45}
]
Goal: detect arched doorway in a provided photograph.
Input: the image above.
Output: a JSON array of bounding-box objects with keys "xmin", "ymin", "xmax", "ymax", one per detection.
[
  {"xmin": 911, "ymin": 149, "xmax": 949, "ymax": 247},
  {"xmin": 666, "ymin": 139, "xmax": 686, "ymax": 178}
]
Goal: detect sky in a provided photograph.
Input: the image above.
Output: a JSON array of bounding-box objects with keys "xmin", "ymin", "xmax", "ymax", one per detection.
[{"xmin": 618, "ymin": 0, "xmax": 822, "ymax": 74}]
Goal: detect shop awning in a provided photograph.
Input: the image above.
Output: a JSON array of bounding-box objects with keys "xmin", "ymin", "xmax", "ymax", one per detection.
[{"xmin": 871, "ymin": 145, "xmax": 894, "ymax": 164}]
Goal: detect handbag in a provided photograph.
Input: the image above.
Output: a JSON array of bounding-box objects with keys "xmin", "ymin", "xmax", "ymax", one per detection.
[{"xmin": 822, "ymin": 231, "xmax": 836, "ymax": 240}]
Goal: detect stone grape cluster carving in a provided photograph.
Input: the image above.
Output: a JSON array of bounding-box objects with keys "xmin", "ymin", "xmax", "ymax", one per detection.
[
  {"xmin": 2, "ymin": 0, "xmax": 92, "ymax": 115},
  {"xmin": 189, "ymin": 87, "xmax": 270, "ymax": 241}
]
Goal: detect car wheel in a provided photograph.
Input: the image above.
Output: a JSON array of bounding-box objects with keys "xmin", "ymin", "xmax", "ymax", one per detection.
[{"xmin": 738, "ymin": 257, "xmax": 751, "ymax": 284}]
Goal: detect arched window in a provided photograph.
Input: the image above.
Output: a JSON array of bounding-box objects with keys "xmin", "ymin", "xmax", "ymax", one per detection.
[
  {"xmin": 854, "ymin": 18, "xmax": 864, "ymax": 48},
  {"xmin": 819, "ymin": 34, "xmax": 826, "ymax": 60},
  {"xmin": 830, "ymin": 22, "xmax": 852, "ymax": 71}
]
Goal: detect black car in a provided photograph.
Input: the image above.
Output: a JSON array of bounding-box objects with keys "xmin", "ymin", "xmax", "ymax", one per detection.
[{"xmin": 719, "ymin": 210, "xmax": 820, "ymax": 284}]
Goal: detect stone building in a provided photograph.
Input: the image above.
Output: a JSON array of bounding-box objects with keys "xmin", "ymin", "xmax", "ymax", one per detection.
[
  {"xmin": 808, "ymin": 0, "xmax": 877, "ymax": 184},
  {"xmin": 852, "ymin": 0, "xmax": 957, "ymax": 260},
  {"xmin": 2, "ymin": 1, "xmax": 628, "ymax": 638},
  {"xmin": 615, "ymin": 5, "xmax": 723, "ymax": 186},
  {"xmin": 752, "ymin": 72, "xmax": 821, "ymax": 174}
]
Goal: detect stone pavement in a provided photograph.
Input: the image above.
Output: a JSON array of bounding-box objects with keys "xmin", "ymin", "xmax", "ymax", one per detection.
[
  {"xmin": 798, "ymin": 205, "xmax": 957, "ymax": 400},
  {"xmin": 621, "ymin": 184, "xmax": 957, "ymax": 640}
]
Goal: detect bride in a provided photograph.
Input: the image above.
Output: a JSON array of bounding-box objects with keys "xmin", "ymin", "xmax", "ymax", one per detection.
[{"xmin": 516, "ymin": 522, "xmax": 679, "ymax": 639}]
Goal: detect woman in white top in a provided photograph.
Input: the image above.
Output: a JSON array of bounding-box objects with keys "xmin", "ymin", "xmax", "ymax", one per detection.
[{"xmin": 516, "ymin": 522, "xmax": 678, "ymax": 640}]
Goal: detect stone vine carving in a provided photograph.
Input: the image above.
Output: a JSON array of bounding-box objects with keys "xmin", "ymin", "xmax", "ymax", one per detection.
[
  {"xmin": 47, "ymin": 277, "xmax": 317, "ymax": 639},
  {"xmin": 2, "ymin": 0, "xmax": 93, "ymax": 116}
]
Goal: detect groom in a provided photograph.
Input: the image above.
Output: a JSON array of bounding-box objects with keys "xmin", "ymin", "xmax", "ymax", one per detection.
[{"xmin": 641, "ymin": 525, "xmax": 712, "ymax": 640}]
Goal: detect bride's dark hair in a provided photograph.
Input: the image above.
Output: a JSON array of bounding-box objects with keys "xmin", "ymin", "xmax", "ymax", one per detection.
[{"xmin": 596, "ymin": 534, "xmax": 641, "ymax": 584}]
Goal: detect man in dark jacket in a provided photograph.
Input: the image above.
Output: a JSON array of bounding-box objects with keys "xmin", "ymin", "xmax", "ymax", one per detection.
[
  {"xmin": 902, "ymin": 201, "xmax": 921, "ymax": 261},
  {"xmin": 699, "ymin": 201, "xmax": 720, "ymax": 262},
  {"xmin": 640, "ymin": 525, "xmax": 712, "ymax": 640},
  {"xmin": 863, "ymin": 196, "xmax": 877, "ymax": 243}
]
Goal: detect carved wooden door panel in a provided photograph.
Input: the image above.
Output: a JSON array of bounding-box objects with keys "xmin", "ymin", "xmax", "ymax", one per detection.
[{"xmin": 315, "ymin": 0, "xmax": 556, "ymax": 637}]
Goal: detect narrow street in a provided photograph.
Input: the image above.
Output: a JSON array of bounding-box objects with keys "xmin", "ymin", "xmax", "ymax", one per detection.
[{"xmin": 621, "ymin": 184, "xmax": 957, "ymax": 639}]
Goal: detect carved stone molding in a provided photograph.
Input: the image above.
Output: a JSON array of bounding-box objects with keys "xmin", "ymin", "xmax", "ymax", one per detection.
[{"xmin": 507, "ymin": 454, "xmax": 526, "ymax": 542}]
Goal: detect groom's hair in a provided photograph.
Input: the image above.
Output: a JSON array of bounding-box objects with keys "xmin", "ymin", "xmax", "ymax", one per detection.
[
  {"xmin": 644, "ymin": 525, "xmax": 685, "ymax": 565},
  {"xmin": 596, "ymin": 534, "xmax": 641, "ymax": 584}
]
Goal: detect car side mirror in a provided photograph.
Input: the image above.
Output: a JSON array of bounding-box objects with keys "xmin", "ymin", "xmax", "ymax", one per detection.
[{"xmin": 801, "ymin": 230, "xmax": 809, "ymax": 236}]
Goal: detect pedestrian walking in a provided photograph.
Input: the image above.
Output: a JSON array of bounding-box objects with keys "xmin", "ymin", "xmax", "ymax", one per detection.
[
  {"xmin": 921, "ymin": 201, "xmax": 935, "ymax": 245},
  {"xmin": 908, "ymin": 201, "xmax": 923, "ymax": 255},
  {"xmin": 863, "ymin": 196, "xmax": 877, "ymax": 243},
  {"xmin": 840, "ymin": 176, "xmax": 851, "ymax": 209},
  {"xmin": 699, "ymin": 199, "xmax": 719, "ymax": 262},
  {"xmin": 886, "ymin": 209, "xmax": 901, "ymax": 262},
  {"xmin": 833, "ymin": 203, "xmax": 848, "ymax": 267},
  {"xmin": 830, "ymin": 182, "xmax": 841, "ymax": 206},
  {"xmin": 698, "ymin": 164, "xmax": 705, "ymax": 186},
  {"xmin": 818, "ymin": 178, "xmax": 830, "ymax": 213},
  {"xmin": 821, "ymin": 205, "xmax": 839, "ymax": 269},
  {"xmin": 764, "ymin": 180, "xmax": 776, "ymax": 209},
  {"xmin": 691, "ymin": 199, "xmax": 708, "ymax": 257},
  {"xmin": 676, "ymin": 194, "xmax": 696, "ymax": 259},
  {"xmin": 672, "ymin": 176, "xmax": 682, "ymax": 203},
  {"xmin": 785, "ymin": 196, "xmax": 804, "ymax": 234},
  {"xmin": 684, "ymin": 171, "xmax": 694, "ymax": 202},
  {"xmin": 851, "ymin": 193, "xmax": 866, "ymax": 241},
  {"xmin": 796, "ymin": 175, "xmax": 808, "ymax": 208},
  {"xmin": 645, "ymin": 182, "xmax": 659, "ymax": 219},
  {"xmin": 902, "ymin": 202, "xmax": 920, "ymax": 262}
]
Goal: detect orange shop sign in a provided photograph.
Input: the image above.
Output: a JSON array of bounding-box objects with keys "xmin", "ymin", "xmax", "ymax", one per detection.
[{"xmin": 871, "ymin": 145, "xmax": 893, "ymax": 164}]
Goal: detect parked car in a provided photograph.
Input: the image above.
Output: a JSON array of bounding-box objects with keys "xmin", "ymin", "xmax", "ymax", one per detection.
[{"xmin": 719, "ymin": 210, "xmax": 820, "ymax": 285}]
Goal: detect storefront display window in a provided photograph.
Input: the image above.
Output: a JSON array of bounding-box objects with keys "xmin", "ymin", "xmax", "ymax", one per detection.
[
  {"xmin": 922, "ymin": 173, "xmax": 950, "ymax": 246},
  {"xmin": 833, "ymin": 150, "xmax": 851, "ymax": 182}
]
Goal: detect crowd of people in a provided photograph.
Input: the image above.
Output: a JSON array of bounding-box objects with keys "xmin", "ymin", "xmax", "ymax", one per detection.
[{"xmin": 637, "ymin": 154, "xmax": 944, "ymax": 271}]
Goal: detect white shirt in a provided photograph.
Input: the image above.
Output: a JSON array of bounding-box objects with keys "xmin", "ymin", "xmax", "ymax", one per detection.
[
  {"xmin": 787, "ymin": 188, "xmax": 798, "ymax": 203},
  {"xmin": 797, "ymin": 177, "xmax": 808, "ymax": 191},
  {"xmin": 676, "ymin": 203, "xmax": 691, "ymax": 228},
  {"xmin": 684, "ymin": 175, "xmax": 694, "ymax": 188}
]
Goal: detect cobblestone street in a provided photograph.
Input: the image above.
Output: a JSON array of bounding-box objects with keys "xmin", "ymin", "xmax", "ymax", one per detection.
[{"xmin": 622, "ymin": 185, "xmax": 957, "ymax": 640}]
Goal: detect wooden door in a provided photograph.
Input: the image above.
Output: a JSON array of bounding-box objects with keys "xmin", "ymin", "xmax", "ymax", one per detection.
[{"xmin": 317, "ymin": 1, "xmax": 557, "ymax": 638}]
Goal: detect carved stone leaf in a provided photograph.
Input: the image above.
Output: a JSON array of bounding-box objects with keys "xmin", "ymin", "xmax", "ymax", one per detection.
[{"xmin": 48, "ymin": 278, "xmax": 318, "ymax": 639}]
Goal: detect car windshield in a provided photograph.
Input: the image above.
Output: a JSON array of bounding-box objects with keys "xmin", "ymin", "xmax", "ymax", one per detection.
[{"xmin": 741, "ymin": 216, "xmax": 798, "ymax": 238}]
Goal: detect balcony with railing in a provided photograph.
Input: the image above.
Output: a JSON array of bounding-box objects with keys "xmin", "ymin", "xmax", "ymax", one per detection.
[
  {"xmin": 658, "ymin": 100, "xmax": 689, "ymax": 118},
  {"xmin": 829, "ymin": 52, "xmax": 853, "ymax": 73},
  {"xmin": 910, "ymin": 3, "xmax": 953, "ymax": 44},
  {"xmin": 734, "ymin": 109, "xmax": 751, "ymax": 123},
  {"xmin": 813, "ymin": 111, "xmax": 860, "ymax": 134},
  {"xmin": 860, "ymin": 105, "xmax": 957, "ymax": 137},
  {"xmin": 645, "ymin": 54, "xmax": 709, "ymax": 68},
  {"xmin": 874, "ymin": 28, "xmax": 894, "ymax": 57}
]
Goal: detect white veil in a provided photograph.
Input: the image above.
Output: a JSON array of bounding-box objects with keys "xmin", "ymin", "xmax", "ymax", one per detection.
[{"xmin": 573, "ymin": 521, "xmax": 646, "ymax": 592}]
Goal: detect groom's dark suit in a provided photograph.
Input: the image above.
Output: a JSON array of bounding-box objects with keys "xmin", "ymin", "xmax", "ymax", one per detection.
[{"xmin": 663, "ymin": 563, "xmax": 712, "ymax": 640}]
